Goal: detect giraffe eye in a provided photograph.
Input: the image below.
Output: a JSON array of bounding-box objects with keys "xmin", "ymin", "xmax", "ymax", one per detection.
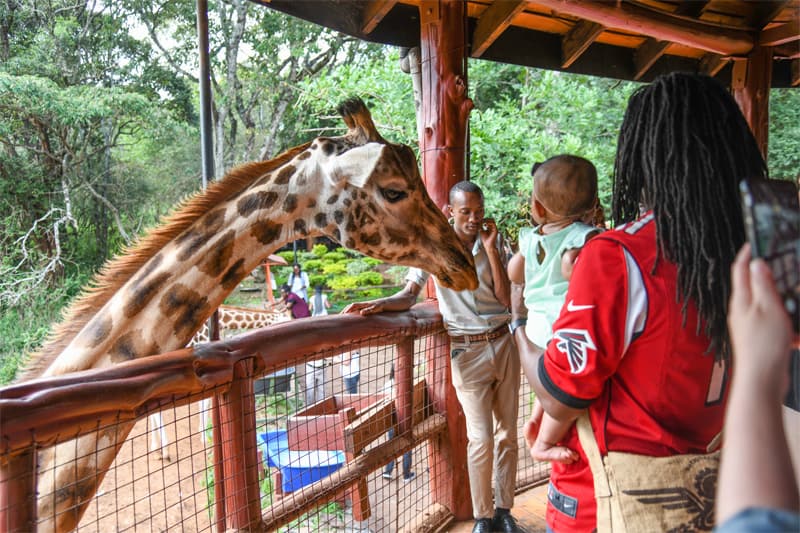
[{"xmin": 381, "ymin": 188, "xmax": 408, "ymax": 203}]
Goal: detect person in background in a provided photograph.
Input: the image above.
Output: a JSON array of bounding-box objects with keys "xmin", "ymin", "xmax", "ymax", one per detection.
[
  {"xmin": 715, "ymin": 244, "xmax": 799, "ymax": 531},
  {"xmin": 288, "ymin": 263, "xmax": 310, "ymax": 302},
  {"xmin": 382, "ymin": 363, "xmax": 415, "ymax": 482},
  {"xmin": 335, "ymin": 350, "xmax": 360, "ymax": 394},
  {"xmin": 310, "ymin": 285, "xmax": 332, "ymax": 316},
  {"xmin": 279, "ymin": 284, "xmax": 309, "ymax": 319},
  {"xmin": 345, "ymin": 181, "xmax": 521, "ymax": 533}
]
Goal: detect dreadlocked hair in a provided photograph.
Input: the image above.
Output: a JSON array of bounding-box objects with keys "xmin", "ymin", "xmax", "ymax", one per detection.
[{"xmin": 612, "ymin": 72, "xmax": 767, "ymax": 360}]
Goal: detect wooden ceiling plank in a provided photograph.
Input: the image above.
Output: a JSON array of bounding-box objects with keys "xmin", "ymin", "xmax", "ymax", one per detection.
[
  {"xmin": 792, "ymin": 59, "xmax": 800, "ymax": 86},
  {"xmin": 699, "ymin": 53, "xmax": 728, "ymax": 77},
  {"xmin": 472, "ymin": 0, "xmax": 528, "ymax": 57},
  {"xmin": 530, "ymin": 0, "xmax": 754, "ymax": 56},
  {"xmin": 748, "ymin": 0, "xmax": 792, "ymax": 30},
  {"xmin": 361, "ymin": 0, "xmax": 399, "ymax": 34},
  {"xmin": 760, "ymin": 20, "xmax": 800, "ymax": 47},
  {"xmin": 633, "ymin": 38, "xmax": 669, "ymax": 79},
  {"xmin": 561, "ymin": 20, "xmax": 604, "ymax": 68}
]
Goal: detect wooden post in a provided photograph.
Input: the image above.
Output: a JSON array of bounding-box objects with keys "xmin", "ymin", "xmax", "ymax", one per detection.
[
  {"xmin": 419, "ymin": 0, "xmax": 474, "ymax": 303},
  {"xmin": 418, "ymin": 0, "xmax": 473, "ymax": 519},
  {"xmin": 219, "ymin": 358, "xmax": 262, "ymax": 530},
  {"xmin": 0, "ymin": 450, "xmax": 36, "ymax": 533},
  {"xmin": 732, "ymin": 45, "xmax": 773, "ymax": 159}
]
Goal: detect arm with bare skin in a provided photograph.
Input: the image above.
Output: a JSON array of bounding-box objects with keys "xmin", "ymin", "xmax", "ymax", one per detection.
[{"xmin": 342, "ymin": 280, "xmax": 422, "ymax": 316}]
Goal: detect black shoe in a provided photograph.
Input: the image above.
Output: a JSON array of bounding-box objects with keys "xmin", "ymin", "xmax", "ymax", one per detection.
[
  {"xmin": 492, "ymin": 512, "xmax": 521, "ymax": 533},
  {"xmin": 472, "ymin": 518, "xmax": 493, "ymax": 533}
]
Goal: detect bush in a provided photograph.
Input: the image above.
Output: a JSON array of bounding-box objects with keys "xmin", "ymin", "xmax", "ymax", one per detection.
[
  {"xmin": 323, "ymin": 251, "xmax": 347, "ymax": 262},
  {"xmin": 345, "ymin": 259, "xmax": 374, "ymax": 276},
  {"xmin": 322, "ymin": 263, "xmax": 347, "ymax": 276},
  {"xmin": 385, "ymin": 265, "xmax": 410, "ymax": 285},
  {"xmin": 355, "ymin": 271, "xmax": 383, "ymax": 286},
  {"xmin": 302, "ymin": 259, "xmax": 323, "ymax": 272},
  {"xmin": 311, "ymin": 244, "xmax": 328, "ymax": 257},
  {"xmin": 328, "ymin": 275, "xmax": 359, "ymax": 290},
  {"xmin": 309, "ymin": 274, "xmax": 327, "ymax": 288}
]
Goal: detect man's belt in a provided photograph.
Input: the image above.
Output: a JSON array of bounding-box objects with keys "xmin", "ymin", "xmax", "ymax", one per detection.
[{"xmin": 449, "ymin": 323, "xmax": 508, "ymax": 344}]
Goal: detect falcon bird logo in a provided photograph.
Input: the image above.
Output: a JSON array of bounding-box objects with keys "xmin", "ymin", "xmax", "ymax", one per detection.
[{"xmin": 554, "ymin": 329, "xmax": 596, "ymax": 374}]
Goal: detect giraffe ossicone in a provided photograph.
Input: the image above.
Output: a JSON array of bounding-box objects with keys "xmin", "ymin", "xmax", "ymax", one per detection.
[{"xmin": 24, "ymin": 97, "xmax": 477, "ymax": 532}]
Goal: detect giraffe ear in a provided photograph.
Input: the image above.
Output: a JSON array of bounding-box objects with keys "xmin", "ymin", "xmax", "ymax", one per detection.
[{"xmin": 327, "ymin": 143, "xmax": 385, "ymax": 188}]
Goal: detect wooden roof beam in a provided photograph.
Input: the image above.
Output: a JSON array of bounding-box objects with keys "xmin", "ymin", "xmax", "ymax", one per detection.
[
  {"xmin": 760, "ymin": 20, "xmax": 800, "ymax": 47},
  {"xmin": 561, "ymin": 20, "xmax": 603, "ymax": 68},
  {"xmin": 699, "ymin": 53, "xmax": 728, "ymax": 77},
  {"xmin": 472, "ymin": 0, "xmax": 527, "ymax": 57},
  {"xmin": 633, "ymin": 1, "xmax": 709, "ymax": 81},
  {"xmin": 792, "ymin": 59, "xmax": 800, "ymax": 87},
  {"xmin": 361, "ymin": 0, "xmax": 398, "ymax": 34},
  {"xmin": 531, "ymin": 0, "xmax": 755, "ymax": 56}
]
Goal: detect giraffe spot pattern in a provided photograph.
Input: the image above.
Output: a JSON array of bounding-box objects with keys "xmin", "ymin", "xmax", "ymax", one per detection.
[
  {"xmin": 296, "ymin": 151, "xmax": 312, "ymax": 160},
  {"xmin": 334, "ymin": 210, "xmax": 344, "ymax": 224},
  {"xmin": 86, "ymin": 316, "xmax": 113, "ymax": 348},
  {"xmin": 283, "ymin": 194, "xmax": 298, "ymax": 213},
  {"xmin": 110, "ymin": 332, "xmax": 138, "ymax": 362},
  {"xmin": 314, "ymin": 213, "xmax": 327, "ymax": 228},
  {"xmin": 321, "ymin": 142, "xmax": 334, "ymax": 156},
  {"xmin": 332, "ymin": 229, "xmax": 341, "ymax": 243},
  {"xmin": 326, "ymin": 194, "xmax": 339, "ymax": 205},
  {"xmin": 125, "ymin": 271, "xmax": 172, "ymax": 318},
  {"xmin": 386, "ymin": 226, "xmax": 411, "ymax": 247},
  {"xmin": 130, "ymin": 253, "xmax": 163, "ymax": 288},
  {"xmin": 176, "ymin": 208, "xmax": 226, "ymax": 261},
  {"xmin": 346, "ymin": 238, "xmax": 355, "ymax": 248},
  {"xmin": 275, "ymin": 165, "xmax": 296, "ymax": 185},
  {"xmin": 359, "ymin": 231, "xmax": 381, "ymax": 246},
  {"xmin": 238, "ymin": 191, "xmax": 279, "ymax": 217},
  {"xmin": 221, "ymin": 258, "xmax": 246, "ymax": 291},
  {"xmin": 251, "ymin": 220, "xmax": 283, "ymax": 245},
  {"xmin": 307, "ymin": 198, "xmax": 317, "ymax": 208},
  {"xmin": 294, "ymin": 219, "xmax": 308, "ymax": 235},
  {"xmin": 199, "ymin": 230, "xmax": 235, "ymax": 278},
  {"xmin": 160, "ymin": 284, "xmax": 211, "ymax": 340}
]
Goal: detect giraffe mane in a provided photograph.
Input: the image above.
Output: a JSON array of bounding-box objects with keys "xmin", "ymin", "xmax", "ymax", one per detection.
[{"xmin": 18, "ymin": 142, "xmax": 312, "ymax": 382}]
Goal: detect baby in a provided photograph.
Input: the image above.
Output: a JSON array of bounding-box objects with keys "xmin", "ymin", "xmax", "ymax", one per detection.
[{"xmin": 508, "ymin": 154, "xmax": 603, "ymax": 463}]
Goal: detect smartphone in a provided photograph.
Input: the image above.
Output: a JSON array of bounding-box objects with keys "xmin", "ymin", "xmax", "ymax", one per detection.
[{"xmin": 739, "ymin": 178, "xmax": 800, "ymax": 331}]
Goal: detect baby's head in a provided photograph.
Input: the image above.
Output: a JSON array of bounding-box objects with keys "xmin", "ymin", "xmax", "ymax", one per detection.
[{"xmin": 531, "ymin": 155, "xmax": 598, "ymax": 226}]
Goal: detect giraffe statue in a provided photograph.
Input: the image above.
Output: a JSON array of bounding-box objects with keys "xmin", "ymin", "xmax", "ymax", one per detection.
[
  {"xmin": 22, "ymin": 97, "xmax": 478, "ymax": 532},
  {"xmin": 148, "ymin": 304, "xmax": 291, "ymax": 460}
]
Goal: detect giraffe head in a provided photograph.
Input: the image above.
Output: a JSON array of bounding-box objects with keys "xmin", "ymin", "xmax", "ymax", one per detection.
[{"xmin": 266, "ymin": 97, "xmax": 478, "ymax": 290}]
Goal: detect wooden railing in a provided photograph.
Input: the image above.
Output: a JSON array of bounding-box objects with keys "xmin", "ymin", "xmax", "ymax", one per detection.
[{"xmin": 0, "ymin": 301, "xmax": 486, "ymax": 532}]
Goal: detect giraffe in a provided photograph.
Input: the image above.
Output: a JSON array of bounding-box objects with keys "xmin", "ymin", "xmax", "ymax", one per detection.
[
  {"xmin": 21, "ymin": 97, "xmax": 478, "ymax": 532},
  {"xmin": 148, "ymin": 304, "xmax": 290, "ymax": 460}
]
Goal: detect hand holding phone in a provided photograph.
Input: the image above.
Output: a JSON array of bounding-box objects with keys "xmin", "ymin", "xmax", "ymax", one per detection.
[{"xmin": 739, "ymin": 179, "xmax": 800, "ymax": 332}]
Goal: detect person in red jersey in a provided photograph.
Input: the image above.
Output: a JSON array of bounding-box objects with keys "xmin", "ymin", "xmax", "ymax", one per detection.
[{"xmin": 510, "ymin": 72, "xmax": 768, "ymax": 533}]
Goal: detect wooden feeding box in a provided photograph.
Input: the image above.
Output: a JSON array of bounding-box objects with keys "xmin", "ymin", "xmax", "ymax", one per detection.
[
  {"xmin": 284, "ymin": 380, "xmax": 430, "ymax": 521},
  {"xmin": 287, "ymin": 393, "xmax": 391, "ymax": 452}
]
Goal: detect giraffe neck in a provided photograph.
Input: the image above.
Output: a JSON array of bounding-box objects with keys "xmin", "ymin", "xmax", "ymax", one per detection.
[{"xmin": 40, "ymin": 150, "xmax": 336, "ymax": 377}]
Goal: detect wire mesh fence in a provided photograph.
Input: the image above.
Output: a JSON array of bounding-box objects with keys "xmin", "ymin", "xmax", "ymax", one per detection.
[{"xmin": 1, "ymin": 307, "xmax": 550, "ymax": 532}]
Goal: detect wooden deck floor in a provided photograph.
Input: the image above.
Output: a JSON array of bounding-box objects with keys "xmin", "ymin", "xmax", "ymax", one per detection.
[{"xmin": 442, "ymin": 483, "xmax": 548, "ymax": 532}]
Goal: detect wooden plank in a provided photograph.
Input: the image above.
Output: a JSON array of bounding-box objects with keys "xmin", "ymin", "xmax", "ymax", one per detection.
[
  {"xmin": 791, "ymin": 59, "xmax": 800, "ymax": 86},
  {"xmin": 700, "ymin": 53, "xmax": 728, "ymax": 77},
  {"xmin": 361, "ymin": 0, "xmax": 399, "ymax": 34},
  {"xmin": 633, "ymin": 38, "xmax": 669, "ymax": 80},
  {"xmin": 398, "ymin": 502, "xmax": 452, "ymax": 533},
  {"xmin": 343, "ymin": 399, "xmax": 394, "ymax": 455},
  {"xmin": 561, "ymin": 20, "xmax": 604, "ymax": 68},
  {"xmin": 733, "ymin": 46, "xmax": 773, "ymax": 158},
  {"xmin": 472, "ymin": 0, "xmax": 527, "ymax": 57},
  {"xmin": 531, "ymin": 0, "xmax": 754, "ymax": 56},
  {"xmin": 760, "ymin": 20, "xmax": 800, "ymax": 47},
  {"xmin": 0, "ymin": 449, "xmax": 36, "ymax": 533}
]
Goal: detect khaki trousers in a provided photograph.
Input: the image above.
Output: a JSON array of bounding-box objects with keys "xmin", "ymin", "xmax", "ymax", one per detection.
[{"xmin": 451, "ymin": 332, "xmax": 520, "ymax": 519}]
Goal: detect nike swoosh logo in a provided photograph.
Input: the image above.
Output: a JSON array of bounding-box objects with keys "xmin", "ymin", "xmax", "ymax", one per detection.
[{"xmin": 567, "ymin": 300, "xmax": 595, "ymax": 312}]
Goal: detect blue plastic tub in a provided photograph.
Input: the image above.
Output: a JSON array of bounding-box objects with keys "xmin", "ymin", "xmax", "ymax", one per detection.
[{"xmin": 258, "ymin": 430, "xmax": 346, "ymax": 492}]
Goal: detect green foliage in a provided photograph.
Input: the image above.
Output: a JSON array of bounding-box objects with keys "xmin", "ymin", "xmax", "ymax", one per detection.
[
  {"xmin": 355, "ymin": 272, "xmax": 383, "ymax": 286},
  {"xmin": 321, "ymin": 263, "xmax": 347, "ymax": 276},
  {"xmin": 328, "ymin": 275, "xmax": 359, "ymax": 291},
  {"xmin": 311, "ymin": 244, "xmax": 329, "ymax": 257},
  {"xmin": 385, "ymin": 265, "xmax": 410, "ymax": 286},
  {"xmin": 768, "ymin": 88, "xmax": 800, "ymax": 181},
  {"xmin": 322, "ymin": 251, "xmax": 347, "ymax": 262}
]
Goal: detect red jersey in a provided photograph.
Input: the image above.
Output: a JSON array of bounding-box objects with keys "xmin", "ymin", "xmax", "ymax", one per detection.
[{"xmin": 541, "ymin": 213, "xmax": 728, "ymax": 532}]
